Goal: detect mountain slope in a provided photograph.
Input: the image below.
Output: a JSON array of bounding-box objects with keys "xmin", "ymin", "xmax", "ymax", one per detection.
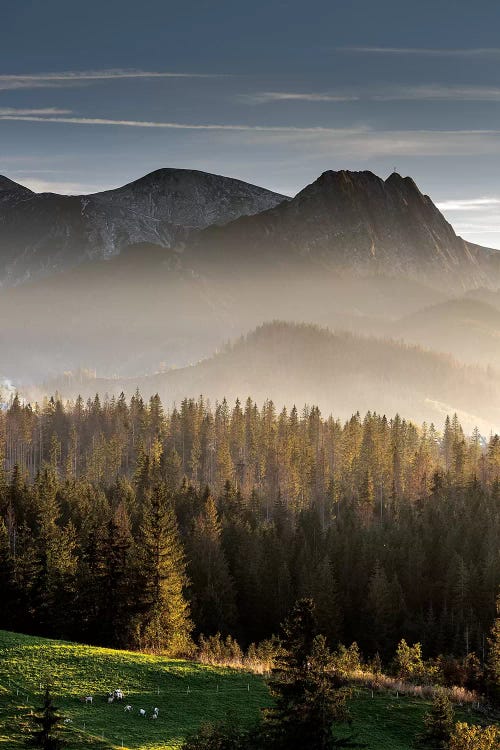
[
  {"xmin": 0, "ymin": 168, "xmax": 286, "ymax": 284},
  {"xmin": 186, "ymin": 170, "xmax": 495, "ymax": 289},
  {"xmin": 34, "ymin": 322, "xmax": 500, "ymax": 432}
]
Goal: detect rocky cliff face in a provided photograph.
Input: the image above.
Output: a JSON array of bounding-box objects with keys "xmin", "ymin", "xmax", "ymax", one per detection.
[
  {"xmin": 0, "ymin": 168, "xmax": 286, "ymax": 285},
  {"xmin": 188, "ymin": 170, "xmax": 494, "ymax": 289}
]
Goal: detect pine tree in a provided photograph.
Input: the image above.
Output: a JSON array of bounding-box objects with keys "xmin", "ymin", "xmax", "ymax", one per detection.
[
  {"xmin": 138, "ymin": 483, "xmax": 193, "ymax": 654},
  {"xmin": 417, "ymin": 692, "xmax": 454, "ymax": 749},
  {"xmin": 98, "ymin": 503, "xmax": 134, "ymax": 646},
  {"xmin": 27, "ymin": 686, "xmax": 65, "ymax": 749},
  {"xmin": 188, "ymin": 495, "xmax": 236, "ymax": 635},
  {"xmin": 487, "ymin": 593, "xmax": 500, "ymax": 696},
  {"xmin": 0, "ymin": 518, "xmax": 15, "ymax": 629},
  {"xmin": 263, "ymin": 600, "xmax": 356, "ymax": 750},
  {"xmin": 299, "ymin": 635, "xmax": 354, "ymax": 750}
]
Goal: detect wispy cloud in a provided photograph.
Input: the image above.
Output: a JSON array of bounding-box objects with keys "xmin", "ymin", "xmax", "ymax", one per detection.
[
  {"xmin": 0, "ymin": 108, "xmax": 72, "ymax": 115},
  {"xmin": 437, "ymin": 198, "xmax": 500, "ymax": 211},
  {"xmin": 0, "ymin": 69, "xmax": 222, "ymax": 91},
  {"xmin": 0, "ymin": 114, "xmax": 369, "ymax": 133},
  {"xmin": 374, "ymin": 85, "xmax": 500, "ymax": 101},
  {"xmin": 3, "ymin": 114, "xmax": 500, "ymax": 158},
  {"xmin": 242, "ymin": 91, "xmax": 360, "ymax": 104},
  {"xmin": 338, "ymin": 46, "xmax": 500, "ymax": 57},
  {"xmin": 244, "ymin": 85, "xmax": 500, "ymax": 104}
]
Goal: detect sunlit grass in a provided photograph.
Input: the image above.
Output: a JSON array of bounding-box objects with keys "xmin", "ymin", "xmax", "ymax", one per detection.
[
  {"xmin": 0, "ymin": 630, "xmax": 267, "ymax": 749},
  {"xmin": 0, "ymin": 630, "xmax": 491, "ymax": 750}
]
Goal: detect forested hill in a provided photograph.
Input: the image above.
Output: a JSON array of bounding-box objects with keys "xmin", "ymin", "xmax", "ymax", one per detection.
[
  {"xmin": 1, "ymin": 391, "xmax": 499, "ymax": 664},
  {"xmin": 37, "ymin": 321, "xmax": 500, "ymax": 432}
]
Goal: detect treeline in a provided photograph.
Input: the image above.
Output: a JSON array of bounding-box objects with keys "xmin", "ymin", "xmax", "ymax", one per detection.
[{"xmin": 0, "ymin": 392, "xmax": 500, "ymax": 663}]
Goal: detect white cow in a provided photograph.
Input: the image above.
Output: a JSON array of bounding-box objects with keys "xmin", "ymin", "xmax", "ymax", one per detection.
[
  {"xmin": 85, "ymin": 696, "xmax": 93, "ymax": 705},
  {"xmin": 124, "ymin": 705, "xmax": 132, "ymax": 712},
  {"xmin": 114, "ymin": 689, "xmax": 124, "ymax": 701},
  {"xmin": 139, "ymin": 708, "xmax": 146, "ymax": 717}
]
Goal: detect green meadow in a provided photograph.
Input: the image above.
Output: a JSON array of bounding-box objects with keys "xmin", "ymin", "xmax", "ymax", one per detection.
[{"xmin": 0, "ymin": 630, "xmax": 490, "ymax": 750}]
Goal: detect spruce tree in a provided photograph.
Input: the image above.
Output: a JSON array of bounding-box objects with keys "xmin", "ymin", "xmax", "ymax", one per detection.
[
  {"xmin": 188, "ymin": 495, "xmax": 236, "ymax": 635},
  {"xmin": 263, "ymin": 600, "xmax": 356, "ymax": 750},
  {"xmin": 99, "ymin": 503, "xmax": 134, "ymax": 646},
  {"xmin": 417, "ymin": 692, "xmax": 454, "ymax": 749},
  {"xmin": 138, "ymin": 483, "xmax": 193, "ymax": 654},
  {"xmin": 26, "ymin": 686, "xmax": 65, "ymax": 750},
  {"xmin": 487, "ymin": 593, "xmax": 500, "ymax": 696}
]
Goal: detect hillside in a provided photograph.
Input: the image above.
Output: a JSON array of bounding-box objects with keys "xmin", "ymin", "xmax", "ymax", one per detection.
[
  {"xmin": 37, "ymin": 321, "xmax": 500, "ymax": 432},
  {"xmin": 0, "ymin": 630, "xmax": 268, "ymax": 750},
  {"xmin": 0, "ymin": 169, "xmax": 285, "ymax": 285},
  {"xmin": 0, "ymin": 631, "xmax": 485, "ymax": 750}
]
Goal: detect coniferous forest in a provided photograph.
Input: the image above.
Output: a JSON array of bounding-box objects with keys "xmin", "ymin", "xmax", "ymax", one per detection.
[{"xmin": 1, "ymin": 391, "xmax": 499, "ymax": 669}]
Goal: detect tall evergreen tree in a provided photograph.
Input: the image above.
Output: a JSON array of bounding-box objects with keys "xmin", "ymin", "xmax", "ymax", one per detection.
[
  {"xmin": 263, "ymin": 601, "xmax": 356, "ymax": 750},
  {"xmin": 188, "ymin": 495, "xmax": 236, "ymax": 635},
  {"xmin": 417, "ymin": 692, "xmax": 454, "ymax": 749},
  {"xmin": 487, "ymin": 593, "xmax": 500, "ymax": 697},
  {"xmin": 138, "ymin": 484, "xmax": 193, "ymax": 654},
  {"xmin": 26, "ymin": 686, "xmax": 65, "ymax": 750}
]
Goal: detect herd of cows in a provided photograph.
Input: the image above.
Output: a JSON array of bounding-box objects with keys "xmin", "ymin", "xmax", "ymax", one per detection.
[{"xmin": 82, "ymin": 689, "xmax": 160, "ymax": 719}]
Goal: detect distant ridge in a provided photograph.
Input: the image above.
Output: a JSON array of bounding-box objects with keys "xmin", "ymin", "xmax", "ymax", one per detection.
[
  {"xmin": 32, "ymin": 321, "xmax": 500, "ymax": 432},
  {"xmin": 0, "ymin": 168, "xmax": 286, "ymax": 285}
]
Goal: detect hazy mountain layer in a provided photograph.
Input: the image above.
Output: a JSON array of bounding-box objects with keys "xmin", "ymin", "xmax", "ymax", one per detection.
[
  {"xmin": 0, "ymin": 242, "xmax": 446, "ymax": 383},
  {"xmin": 390, "ymin": 298, "xmax": 500, "ymax": 370},
  {"xmin": 32, "ymin": 322, "xmax": 500, "ymax": 433},
  {"xmin": 0, "ymin": 168, "xmax": 286, "ymax": 285}
]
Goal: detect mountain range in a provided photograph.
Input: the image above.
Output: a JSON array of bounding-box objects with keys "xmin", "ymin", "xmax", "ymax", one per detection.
[
  {"xmin": 1, "ymin": 167, "xmax": 498, "ymax": 289},
  {"xmin": 185, "ymin": 169, "xmax": 498, "ymax": 289},
  {"xmin": 0, "ymin": 168, "xmax": 285, "ymax": 285},
  {"xmin": 1, "ymin": 165, "xmax": 500, "ymax": 430}
]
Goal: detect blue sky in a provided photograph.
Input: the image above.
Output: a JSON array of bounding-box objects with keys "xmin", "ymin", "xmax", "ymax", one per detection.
[{"xmin": 1, "ymin": 0, "xmax": 500, "ymax": 246}]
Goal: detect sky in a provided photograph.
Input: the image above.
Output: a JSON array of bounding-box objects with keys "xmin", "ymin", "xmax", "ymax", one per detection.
[{"xmin": 1, "ymin": 0, "xmax": 500, "ymax": 246}]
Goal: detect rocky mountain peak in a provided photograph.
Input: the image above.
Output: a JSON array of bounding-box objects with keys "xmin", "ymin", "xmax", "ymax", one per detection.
[
  {"xmin": 0, "ymin": 168, "xmax": 286, "ymax": 284},
  {"xmin": 0, "ymin": 175, "xmax": 32, "ymax": 194},
  {"xmin": 189, "ymin": 168, "xmax": 496, "ymax": 289}
]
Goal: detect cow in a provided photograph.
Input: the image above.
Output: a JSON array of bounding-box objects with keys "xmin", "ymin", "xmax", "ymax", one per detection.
[
  {"xmin": 139, "ymin": 708, "xmax": 146, "ymax": 717},
  {"xmin": 114, "ymin": 689, "xmax": 124, "ymax": 701},
  {"xmin": 107, "ymin": 693, "xmax": 114, "ymax": 704},
  {"xmin": 85, "ymin": 696, "xmax": 93, "ymax": 705},
  {"xmin": 64, "ymin": 718, "xmax": 72, "ymax": 724},
  {"xmin": 124, "ymin": 705, "xmax": 132, "ymax": 712}
]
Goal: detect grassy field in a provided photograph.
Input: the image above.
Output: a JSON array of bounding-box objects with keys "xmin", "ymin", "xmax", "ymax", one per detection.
[
  {"xmin": 0, "ymin": 630, "xmax": 268, "ymax": 749},
  {"xmin": 0, "ymin": 630, "xmax": 492, "ymax": 750}
]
